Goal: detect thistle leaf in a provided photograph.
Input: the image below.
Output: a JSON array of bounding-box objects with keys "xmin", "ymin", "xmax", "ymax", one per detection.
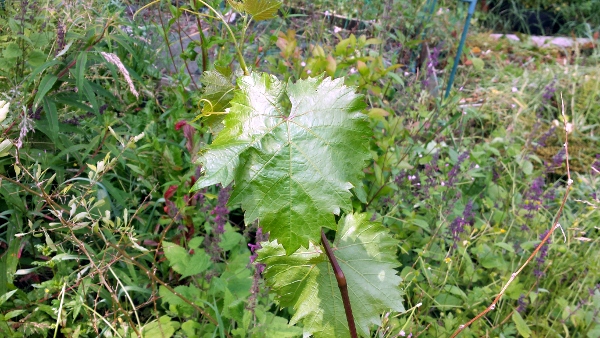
[
  {"xmin": 193, "ymin": 72, "xmax": 370, "ymax": 253},
  {"xmin": 242, "ymin": 0, "xmax": 281, "ymax": 21},
  {"xmin": 257, "ymin": 213, "xmax": 405, "ymax": 337}
]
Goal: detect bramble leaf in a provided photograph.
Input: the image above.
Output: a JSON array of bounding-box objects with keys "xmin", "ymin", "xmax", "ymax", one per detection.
[
  {"xmin": 257, "ymin": 213, "xmax": 405, "ymax": 337},
  {"xmin": 193, "ymin": 72, "xmax": 370, "ymax": 253},
  {"xmin": 242, "ymin": 0, "xmax": 282, "ymax": 21}
]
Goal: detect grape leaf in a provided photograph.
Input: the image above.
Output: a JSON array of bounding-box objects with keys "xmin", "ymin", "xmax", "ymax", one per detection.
[
  {"xmin": 242, "ymin": 0, "xmax": 282, "ymax": 21},
  {"xmin": 200, "ymin": 69, "xmax": 235, "ymax": 114},
  {"xmin": 257, "ymin": 213, "xmax": 405, "ymax": 337},
  {"xmin": 193, "ymin": 72, "xmax": 370, "ymax": 253},
  {"xmin": 198, "ymin": 69, "xmax": 236, "ymax": 133}
]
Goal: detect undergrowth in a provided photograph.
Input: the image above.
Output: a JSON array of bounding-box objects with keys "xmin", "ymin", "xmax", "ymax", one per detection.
[{"xmin": 0, "ymin": 0, "xmax": 599, "ymax": 337}]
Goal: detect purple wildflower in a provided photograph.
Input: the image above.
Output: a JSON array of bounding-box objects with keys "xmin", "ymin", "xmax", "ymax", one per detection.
[
  {"xmin": 422, "ymin": 43, "xmax": 442, "ymax": 89},
  {"xmin": 522, "ymin": 176, "xmax": 545, "ymax": 218},
  {"xmin": 534, "ymin": 230, "xmax": 551, "ymax": 277},
  {"xmin": 422, "ymin": 152, "xmax": 440, "ymax": 193},
  {"xmin": 534, "ymin": 125, "xmax": 556, "ymax": 150},
  {"xmin": 492, "ymin": 166, "xmax": 500, "ymax": 183},
  {"xmin": 164, "ymin": 200, "xmax": 181, "ymax": 220},
  {"xmin": 541, "ymin": 78, "xmax": 557, "ymax": 103},
  {"xmin": 247, "ymin": 227, "xmax": 269, "ymax": 312},
  {"xmin": 513, "ymin": 241, "xmax": 522, "ymax": 253},
  {"xmin": 448, "ymin": 199, "xmax": 474, "ymax": 247},
  {"xmin": 544, "ymin": 147, "xmax": 566, "ymax": 173},
  {"xmin": 394, "ymin": 170, "xmax": 408, "ymax": 186},
  {"xmin": 543, "ymin": 183, "xmax": 556, "ymax": 201},
  {"xmin": 517, "ymin": 294, "xmax": 528, "ymax": 313},
  {"xmin": 16, "ymin": 113, "xmax": 34, "ymax": 149},
  {"xmin": 592, "ymin": 154, "xmax": 600, "ymax": 175},
  {"xmin": 206, "ymin": 185, "xmax": 231, "ymax": 262},
  {"xmin": 589, "ymin": 284, "xmax": 600, "ymax": 297},
  {"xmin": 56, "ymin": 20, "xmax": 66, "ymax": 54},
  {"xmin": 447, "ymin": 151, "xmax": 469, "ymax": 187},
  {"xmin": 248, "ymin": 227, "xmax": 269, "ymax": 264}
]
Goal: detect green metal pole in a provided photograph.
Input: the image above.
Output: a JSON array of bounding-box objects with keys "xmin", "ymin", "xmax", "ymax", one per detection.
[{"xmin": 444, "ymin": 0, "xmax": 478, "ymax": 99}]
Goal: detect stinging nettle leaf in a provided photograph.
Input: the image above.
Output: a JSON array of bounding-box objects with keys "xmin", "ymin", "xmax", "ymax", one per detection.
[
  {"xmin": 243, "ymin": 0, "xmax": 282, "ymax": 21},
  {"xmin": 258, "ymin": 213, "xmax": 405, "ymax": 337},
  {"xmin": 193, "ymin": 72, "xmax": 370, "ymax": 253}
]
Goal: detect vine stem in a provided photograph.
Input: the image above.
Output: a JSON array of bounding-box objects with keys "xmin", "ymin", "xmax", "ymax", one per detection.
[
  {"xmin": 321, "ymin": 229, "xmax": 357, "ymax": 338},
  {"xmin": 182, "ymin": 0, "xmax": 249, "ymax": 75},
  {"xmin": 450, "ymin": 94, "xmax": 573, "ymax": 337}
]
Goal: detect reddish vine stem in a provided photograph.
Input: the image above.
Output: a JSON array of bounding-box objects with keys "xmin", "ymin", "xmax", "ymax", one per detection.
[
  {"xmin": 450, "ymin": 95, "xmax": 573, "ymax": 337},
  {"xmin": 321, "ymin": 229, "xmax": 357, "ymax": 338}
]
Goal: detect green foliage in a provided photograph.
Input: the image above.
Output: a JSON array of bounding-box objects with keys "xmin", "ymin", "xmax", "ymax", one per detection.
[
  {"xmin": 0, "ymin": 0, "xmax": 599, "ymax": 337},
  {"xmin": 162, "ymin": 240, "xmax": 212, "ymax": 279},
  {"xmin": 193, "ymin": 72, "xmax": 371, "ymax": 254},
  {"xmin": 259, "ymin": 213, "xmax": 404, "ymax": 337},
  {"xmin": 240, "ymin": 0, "xmax": 282, "ymax": 21}
]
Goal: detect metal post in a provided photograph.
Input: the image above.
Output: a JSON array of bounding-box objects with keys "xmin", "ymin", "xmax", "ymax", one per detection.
[{"xmin": 444, "ymin": 0, "xmax": 478, "ymax": 99}]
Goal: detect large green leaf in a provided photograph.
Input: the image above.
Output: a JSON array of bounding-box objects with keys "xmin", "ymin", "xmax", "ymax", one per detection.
[
  {"xmin": 193, "ymin": 72, "xmax": 370, "ymax": 253},
  {"xmin": 257, "ymin": 213, "xmax": 405, "ymax": 337}
]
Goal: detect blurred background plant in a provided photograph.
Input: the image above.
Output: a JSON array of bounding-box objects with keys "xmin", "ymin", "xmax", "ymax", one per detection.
[{"xmin": 0, "ymin": 0, "xmax": 598, "ymax": 337}]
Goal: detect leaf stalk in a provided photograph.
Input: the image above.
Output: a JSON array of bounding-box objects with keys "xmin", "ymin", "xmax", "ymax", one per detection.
[{"xmin": 321, "ymin": 229, "xmax": 358, "ymax": 338}]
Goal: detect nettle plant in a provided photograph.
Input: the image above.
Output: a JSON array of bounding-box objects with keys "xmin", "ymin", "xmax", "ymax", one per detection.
[{"xmin": 186, "ymin": 0, "xmax": 405, "ymax": 336}]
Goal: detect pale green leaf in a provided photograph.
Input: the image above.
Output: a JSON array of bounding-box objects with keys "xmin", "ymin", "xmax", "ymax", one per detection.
[
  {"xmin": 159, "ymin": 285, "xmax": 202, "ymax": 317},
  {"xmin": 29, "ymin": 32, "xmax": 49, "ymax": 49},
  {"xmin": 257, "ymin": 313, "xmax": 303, "ymax": 337},
  {"xmin": 243, "ymin": 0, "xmax": 281, "ymax": 21},
  {"xmin": 471, "ymin": 57, "xmax": 485, "ymax": 71},
  {"xmin": 181, "ymin": 320, "xmax": 203, "ymax": 337},
  {"xmin": 34, "ymin": 74, "xmax": 58, "ymax": 108},
  {"xmin": 42, "ymin": 98, "xmax": 59, "ymax": 138},
  {"xmin": 198, "ymin": 69, "xmax": 236, "ymax": 129},
  {"xmin": 76, "ymin": 52, "xmax": 88, "ymax": 98},
  {"xmin": 512, "ymin": 311, "xmax": 531, "ymax": 338},
  {"xmin": 227, "ymin": 0, "xmax": 245, "ymax": 12},
  {"xmin": 162, "ymin": 241, "xmax": 211, "ymax": 279},
  {"xmin": 520, "ymin": 160, "xmax": 533, "ymax": 176},
  {"xmin": 2, "ymin": 43, "xmax": 22, "ymax": 58},
  {"xmin": 142, "ymin": 315, "xmax": 179, "ymax": 338},
  {"xmin": 0, "ymin": 290, "xmax": 18, "ymax": 307},
  {"xmin": 194, "ymin": 72, "xmax": 370, "ymax": 253},
  {"xmin": 258, "ymin": 213, "xmax": 405, "ymax": 337},
  {"xmin": 4, "ymin": 309, "xmax": 25, "ymax": 320},
  {"xmin": 0, "ymin": 139, "xmax": 13, "ymax": 158},
  {"xmin": 27, "ymin": 50, "xmax": 47, "ymax": 67}
]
